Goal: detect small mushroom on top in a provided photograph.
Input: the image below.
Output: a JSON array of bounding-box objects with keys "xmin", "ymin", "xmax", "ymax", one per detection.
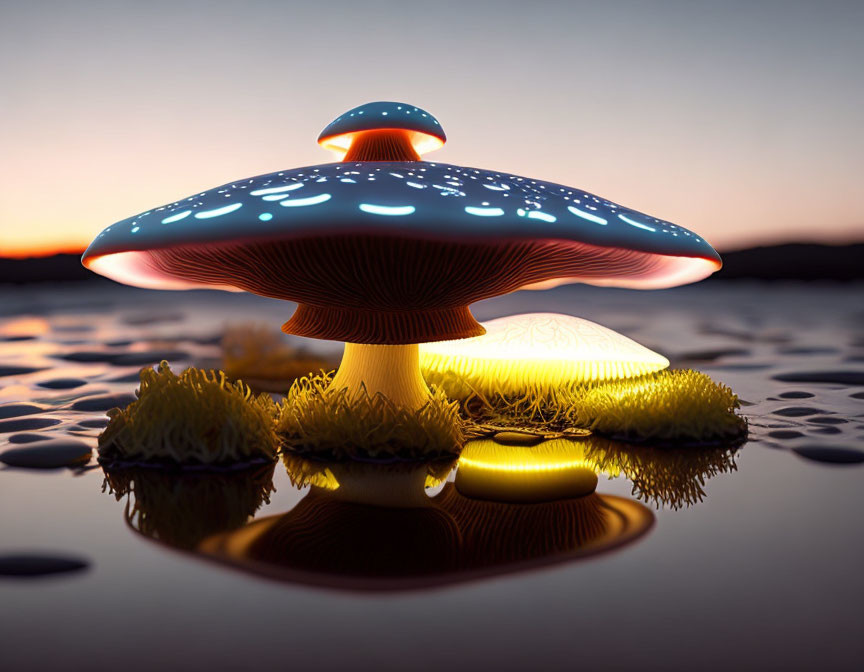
[{"xmin": 83, "ymin": 101, "xmax": 721, "ymax": 416}]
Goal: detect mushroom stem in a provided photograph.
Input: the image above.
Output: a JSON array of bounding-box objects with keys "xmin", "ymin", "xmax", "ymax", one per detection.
[
  {"xmin": 343, "ymin": 129, "xmax": 421, "ymax": 162},
  {"xmin": 329, "ymin": 343, "xmax": 431, "ymax": 410}
]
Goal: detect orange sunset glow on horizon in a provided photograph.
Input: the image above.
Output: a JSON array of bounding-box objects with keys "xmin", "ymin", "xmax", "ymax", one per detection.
[{"xmin": 2, "ymin": 1, "xmax": 863, "ymax": 260}]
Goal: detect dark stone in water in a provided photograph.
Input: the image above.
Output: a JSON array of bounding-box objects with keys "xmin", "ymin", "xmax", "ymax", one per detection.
[
  {"xmin": 0, "ymin": 417, "xmax": 62, "ymax": 433},
  {"xmin": 493, "ymin": 431, "xmax": 543, "ymax": 446},
  {"xmin": 810, "ymin": 426, "xmax": 842, "ymax": 435},
  {"xmin": 76, "ymin": 418, "xmax": 109, "ymax": 428},
  {"xmin": 0, "ymin": 554, "xmax": 89, "ymax": 578},
  {"xmin": 774, "ymin": 371, "xmax": 864, "ymax": 386},
  {"xmin": 0, "ymin": 439, "xmax": 92, "ymax": 468},
  {"xmin": 109, "ymin": 350, "xmax": 189, "ymax": 366},
  {"xmin": 0, "ymin": 365, "xmax": 44, "ymax": 377},
  {"xmin": 808, "ymin": 416, "xmax": 848, "ymax": 425},
  {"xmin": 793, "ymin": 446, "xmax": 864, "ymax": 465},
  {"xmin": 37, "ymin": 377, "xmax": 88, "ymax": 390},
  {"xmin": 776, "ymin": 346, "xmax": 839, "ymax": 356},
  {"xmin": 768, "ymin": 430, "xmax": 805, "ymax": 439},
  {"xmin": 778, "ymin": 391, "xmax": 815, "ymax": 399},
  {"xmin": 7, "ymin": 433, "xmax": 50, "ymax": 444},
  {"xmin": 774, "ymin": 407, "xmax": 823, "ymax": 417},
  {"xmin": 0, "ymin": 403, "xmax": 46, "ymax": 419},
  {"xmin": 70, "ymin": 393, "xmax": 136, "ymax": 412}
]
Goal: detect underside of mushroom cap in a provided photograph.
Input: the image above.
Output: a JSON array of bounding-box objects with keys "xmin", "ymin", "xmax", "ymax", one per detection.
[{"xmin": 83, "ymin": 161, "xmax": 721, "ymax": 344}]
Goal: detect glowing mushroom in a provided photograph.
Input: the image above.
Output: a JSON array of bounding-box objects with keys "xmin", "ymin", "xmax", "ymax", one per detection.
[
  {"xmin": 421, "ymin": 312, "xmax": 670, "ymax": 396},
  {"xmin": 82, "ymin": 101, "xmax": 721, "ymax": 416}
]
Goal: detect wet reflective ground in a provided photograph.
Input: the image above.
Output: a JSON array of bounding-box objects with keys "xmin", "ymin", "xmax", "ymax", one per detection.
[{"xmin": 1, "ymin": 281, "xmax": 862, "ymax": 670}]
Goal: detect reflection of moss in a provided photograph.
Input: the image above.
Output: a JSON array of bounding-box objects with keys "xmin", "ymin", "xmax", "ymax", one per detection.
[
  {"xmin": 276, "ymin": 372, "xmax": 464, "ymax": 461},
  {"xmin": 99, "ymin": 361, "xmax": 279, "ymax": 465},
  {"xmin": 425, "ymin": 368, "xmax": 746, "ymax": 444},
  {"xmin": 222, "ymin": 324, "xmax": 335, "ymax": 390},
  {"xmin": 102, "ymin": 463, "xmax": 275, "ymax": 549},
  {"xmin": 583, "ymin": 437, "xmax": 740, "ymax": 510}
]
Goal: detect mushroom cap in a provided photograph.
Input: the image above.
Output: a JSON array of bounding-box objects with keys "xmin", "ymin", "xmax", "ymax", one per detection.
[
  {"xmin": 318, "ymin": 101, "xmax": 446, "ymax": 158},
  {"xmin": 83, "ymin": 161, "xmax": 720, "ymax": 290},
  {"xmin": 420, "ymin": 313, "xmax": 670, "ymax": 387}
]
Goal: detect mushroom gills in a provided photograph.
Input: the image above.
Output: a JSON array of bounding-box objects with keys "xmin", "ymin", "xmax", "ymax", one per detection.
[{"xmin": 343, "ymin": 129, "xmax": 420, "ymax": 162}]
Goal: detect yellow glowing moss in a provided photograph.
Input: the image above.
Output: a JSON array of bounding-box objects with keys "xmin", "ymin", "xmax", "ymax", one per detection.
[
  {"xmin": 99, "ymin": 361, "xmax": 279, "ymax": 464},
  {"xmin": 276, "ymin": 372, "xmax": 465, "ymax": 461},
  {"xmin": 583, "ymin": 438, "xmax": 740, "ymax": 510},
  {"xmin": 420, "ymin": 313, "xmax": 669, "ymax": 395},
  {"xmin": 222, "ymin": 324, "xmax": 336, "ymax": 390},
  {"xmin": 456, "ymin": 438, "xmax": 600, "ymax": 502},
  {"xmin": 425, "ymin": 368, "xmax": 745, "ymax": 444},
  {"xmin": 102, "ymin": 464, "xmax": 276, "ymax": 549}
]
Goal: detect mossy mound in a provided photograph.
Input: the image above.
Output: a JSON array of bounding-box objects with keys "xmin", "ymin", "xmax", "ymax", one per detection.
[
  {"xmin": 222, "ymin": 324, "xmax": 336, "ymax": 391},
  {"xmin": 423, "ymin": 367, "xmax": 746, "ymax": 445},
  {"xmin": 276, "ymin": 372, "xmax": 465, "ymax": 461},
  {"xmin": 99, "ymin": 361, "xmax": 279, "ymax": 465}
]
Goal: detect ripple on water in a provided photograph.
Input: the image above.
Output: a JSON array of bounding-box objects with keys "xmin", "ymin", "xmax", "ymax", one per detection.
[
  {"xmin": 0, "ymin": 403, "xmax": 47, "ymax": 419},
  {"xmin": 774, "ymin": 371, "xmax": 864, "ymax": 385},
  {"xmin": 778, "ymin": 391, "xmax": 815, "ymax": 399},
  {"xmin": 774, "ymin": 406, "xmax": 824, "ymax": 417},
  {"xmin": 0, "ymin": 365, "xmax": 45, "ymax": 377},
  {"xmin": 0, "ymin": 417, "xmax": 62, "ymax": 433},
  {"xmin": 75, "ymin": 418, "xmax": 110, "ymax": 429},
  {"xmin": 6, "ymin": 433, "xmax": 51, "ymax": 444},
  {"xmin": 0, "ymin": 438, "xmax": 92, "ymax": 469},
  {"xmin": 36, "ymin": 377, "xmax": 88, "ymax": 390},
  {"xmin": 70, "ymin": 393, "xmax": 136, "ymax": 412},
  {"xmin": 808, "ymin": 416, "xmax": 848, "ymax": 425},
  {"xmin": 809, "ymin": 426, "xmax": 843, "ymax": 435},
  {"xmin": 793, "ymin": 446, "xmax": 864, "ymax": 465},
  {"xmin": 767, "ymin": 430, "xmax": 805, "ymax": 439}
]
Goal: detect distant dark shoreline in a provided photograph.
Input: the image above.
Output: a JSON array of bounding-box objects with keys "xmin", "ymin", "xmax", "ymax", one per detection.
[{"xmin": 1, "ymin": 243, "xmax": 862, "ymax": 285}]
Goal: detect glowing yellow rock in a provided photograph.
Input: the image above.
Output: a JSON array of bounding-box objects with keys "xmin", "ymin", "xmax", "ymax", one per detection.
[
  {"xmin": 420, "ymin": 313, "xmax": 669, "ymax": 395},
  {"xmin": 455, "ymin": 438, "xmax": 599, "ymax": 503}
]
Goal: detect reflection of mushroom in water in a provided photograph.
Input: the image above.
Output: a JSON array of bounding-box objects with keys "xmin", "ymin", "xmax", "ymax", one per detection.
[
  {"xmin": 281, "ymin": 451, "xmax": 456, "ymax": 508},
  {"xmin": 198, "ymin": 459, "xmax": 653, "ymax": 591},
  {"xmin": 583, "ymin": 437, "xmax": 740, "ymax": 510},
  {"xmin": 455, "ymin": 438, "xmax": 599, "ymax": 503},
  {"xmin": 424, "ymin": 314, "xmax": 745, "ymax": 443},
  {"xmin": 82, "ymin": 100, "xmax": 721, "ymax": 456},
  {"xmin": 102, "ymin": 463, "xmax": 275, "ymax": 550},
  {"xmin": 98, "ymin": 361, "xmax": 279, "ymax": 465},
  {"xmin": 435, "ymin": 484, "xmax": 652, "ymax": 567}
]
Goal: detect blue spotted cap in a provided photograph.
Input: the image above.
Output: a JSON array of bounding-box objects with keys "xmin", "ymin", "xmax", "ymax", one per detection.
[
  {"xmin": 318, "ymin": 101, "xmax": 446, "ymax": 156},
  {"xmin": 82, "ymin": 160, "xmax": 720, "ymax": 292}
]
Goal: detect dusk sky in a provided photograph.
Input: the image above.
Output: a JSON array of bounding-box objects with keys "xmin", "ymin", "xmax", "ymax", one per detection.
[{"xmin": 1, "ymin": 0, "xmax": 862, "ymax": 256}]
